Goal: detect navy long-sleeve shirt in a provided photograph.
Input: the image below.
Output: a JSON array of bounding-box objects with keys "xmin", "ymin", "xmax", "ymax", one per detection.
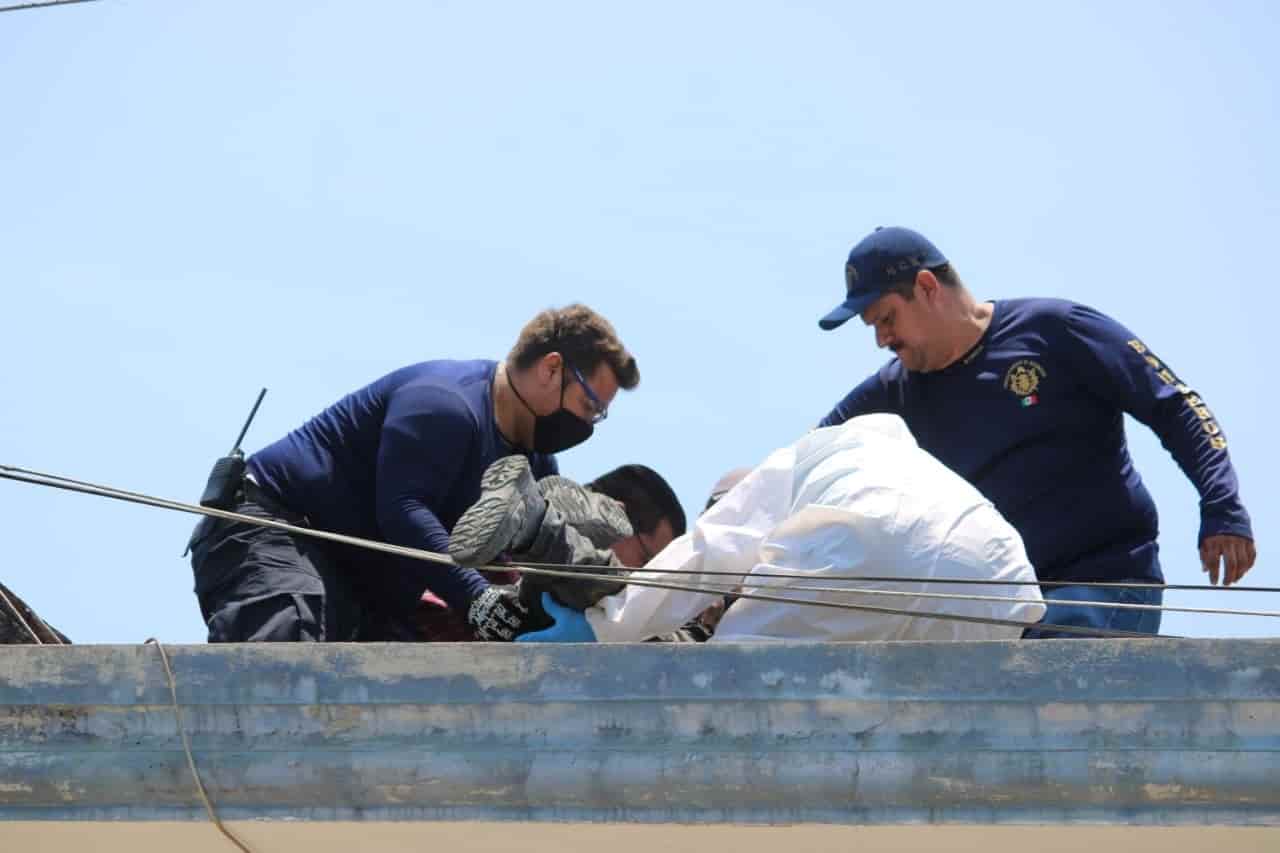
[
  {"xmin": 819, "ymin": 298, "xmax": 1251, "ymax": 584},
  {"xmin": 248, "ymin": 360, "xmax": 557, "ymax": 615}
]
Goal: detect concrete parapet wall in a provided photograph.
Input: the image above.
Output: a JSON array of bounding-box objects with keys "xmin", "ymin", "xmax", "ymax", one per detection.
[{"xmin": 0, "ymin": 639, "xmax": 1277, "ymax": 824}]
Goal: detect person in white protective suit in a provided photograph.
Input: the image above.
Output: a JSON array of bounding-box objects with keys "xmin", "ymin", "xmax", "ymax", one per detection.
[{"xmin": 517, "ymin": 413, "xmax": 1046, "ymax": 643}]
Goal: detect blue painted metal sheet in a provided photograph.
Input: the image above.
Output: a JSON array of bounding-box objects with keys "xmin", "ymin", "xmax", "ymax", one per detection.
[{"xmin": 0, "ymin": 639, "xmax": 1277, "ymax": 824}]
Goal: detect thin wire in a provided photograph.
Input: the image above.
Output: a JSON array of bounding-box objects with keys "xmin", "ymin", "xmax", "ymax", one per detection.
[
  {"xmin": 510, "ymin": 562, "xmax": 1169, "ymax": 639},
  {"xmin": 708, "ymin": 577, "xmax": 1280, "ymax": 619},
  {"xmin": 9, "ymin": 460, "xmax": 1262, "ymax": 602},
  {"xmin": 4, "ymin": 464, "xmax": 183, "ymax": 510},
  {"xmin": 513, "ymin": 559, "xmax": 1275, "ymax": 594},
  {"xmin": 4, "ymin": 464, "xmax": 1266, "ymax": 594},
  {"xmin": 7, "ymin": 464, "xmax": 1274, "ymax": 596},
  {"xmin": 146, "ymin": 638, "xmax": 256, "ymax": 853},
  {"xmin": 0, "ymin": 0, "xmax": 100, "ymax": 12},
  {"xmin": 0, "ymin": 584, "xmax": 43, "ymax": 644},
  {"xmin": 0, "ymin": 464, "xmax": 1161, "ymax": 638},
  {"xmin": 0, "ymin": 463, "xmax": 463, "ymax": 564},
  {"xmin": 0, "ymin": 465, "xmax": 1228, "ymax": 633}
]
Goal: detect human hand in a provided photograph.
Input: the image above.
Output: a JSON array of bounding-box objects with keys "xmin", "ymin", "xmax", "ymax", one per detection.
[
  {"xmin": 698, "ymin": 597, "xmax": 729, "ymax": 632},
  {"xmin": 1200, "ymin": 534, "xmax": 1257, "ymax": 586},
  {"xmin": 515, "ymin": 593, "xmax": 597, "ymax": 643},
  {"xmin": 466, "ymin": 587, "xmax": 530, "ymax": 641}
]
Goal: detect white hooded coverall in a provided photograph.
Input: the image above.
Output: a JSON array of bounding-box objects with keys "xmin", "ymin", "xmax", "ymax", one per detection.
[{"xmin": 585, "ymin": 415, "xmax": 1046, "ymax": 642}]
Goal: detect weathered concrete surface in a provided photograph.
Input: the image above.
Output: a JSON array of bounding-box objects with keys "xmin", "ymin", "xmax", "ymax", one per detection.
[{"xmin": 0, "ymin": 639, "xmax": 1278, "ymax": 825}]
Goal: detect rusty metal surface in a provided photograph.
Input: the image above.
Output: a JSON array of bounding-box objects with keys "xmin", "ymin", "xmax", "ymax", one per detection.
[{"xmin": 0, "ymin": 639, "xmax": 1277, "ymax": 824}]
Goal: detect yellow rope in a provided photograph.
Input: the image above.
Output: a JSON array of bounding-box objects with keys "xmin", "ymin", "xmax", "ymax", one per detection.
[{"xmin": 145, "ymin": 639, "xmax": 256, "ymax": 853}]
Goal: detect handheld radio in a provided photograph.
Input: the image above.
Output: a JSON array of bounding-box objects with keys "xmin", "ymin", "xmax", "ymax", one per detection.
[{"xmin": 198, "ymin": 388, "xmax": 268, "ymax": 509}]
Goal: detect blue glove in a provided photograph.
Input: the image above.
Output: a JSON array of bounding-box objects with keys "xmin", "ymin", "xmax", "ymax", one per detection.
[{"xmin": 515, "ymin": 592, "xmax": 597, "ymax": 643}]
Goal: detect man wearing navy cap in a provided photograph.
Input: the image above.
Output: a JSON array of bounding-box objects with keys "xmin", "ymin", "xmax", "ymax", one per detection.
[{"xmin": 816, "ymin": 226, "xmax": 1256, "ymax": 637}]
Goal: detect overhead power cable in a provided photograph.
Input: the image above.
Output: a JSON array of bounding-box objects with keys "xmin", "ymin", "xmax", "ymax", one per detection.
[
  {"xmin": 514, "ymin": 563, "xmax": 1168, "ymax": 638},
  {"xmin": 7, "ymin": 463, "xmax": 1270, "ymax": 594},
  {"xmin": 0, "ymin": 0, "xmax": 100, "ymax": 13},
  {"xmin": 689, "ymin": 577, "xmax": 1280, "ymax": 619},
  {"xmin": 0, "ymin": 463, "xmax": 1251, "ymax": 638},
  {"xmin": 511, "ymin": 559, "xmax": 1275, "ymax": 594},
  {"xmin": 0, "ymin": 465, "xmax": 1185, "ymax": 639}
]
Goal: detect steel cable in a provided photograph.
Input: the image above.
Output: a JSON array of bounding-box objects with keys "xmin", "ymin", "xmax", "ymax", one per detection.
[
  {"xmin": 1, "ymin": 463, "xmax": 1264, "ymax": 637},
  {"xmin": 511, "ymin": 559, "xmax": 1274, "ymax": 593},
  {"xmin": 0, "ymin": 0, "xmax": 101, "ymax": 13}
]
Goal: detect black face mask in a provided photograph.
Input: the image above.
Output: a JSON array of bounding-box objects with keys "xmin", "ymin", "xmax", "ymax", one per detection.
[
  {"xmin": 531, "ymin": 406, "xmax": 594, "ymax": 454},
  {"xmin": 510, "ymin": 371, "xmax": 594, "ymax": 455}
]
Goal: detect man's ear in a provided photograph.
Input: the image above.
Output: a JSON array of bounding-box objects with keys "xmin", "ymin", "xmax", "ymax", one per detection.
[
  {"xmin": 916, "ymin": 268, "xmax": 941, "ymax": 302},
  {"xmin": 535, "ymin": 351, "xmax": 563, "ymax": 385}
]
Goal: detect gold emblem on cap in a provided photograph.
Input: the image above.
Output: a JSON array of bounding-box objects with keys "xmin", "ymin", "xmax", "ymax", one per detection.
[{"xmin": 1003, "ymin": 360, "xmax": 1047, "ymax": 397}]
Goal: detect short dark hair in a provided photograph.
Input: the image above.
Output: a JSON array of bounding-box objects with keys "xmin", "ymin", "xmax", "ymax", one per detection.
[
  {"xmin": 885, "ymin": 262, "xmax": 963, "ymax": 301},
  {"xmin": 588, "ymin": 464, "xmax": 686, "ymax": 538},
  {"xmin": 509, "ymin": 304, "xmax": 640, "ymax": 389}
]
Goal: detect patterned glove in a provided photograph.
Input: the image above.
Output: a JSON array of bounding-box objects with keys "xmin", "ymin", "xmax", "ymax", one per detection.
[{"xmin": 466, "ymin": 587, "xmax": 532, "ymax": 642}]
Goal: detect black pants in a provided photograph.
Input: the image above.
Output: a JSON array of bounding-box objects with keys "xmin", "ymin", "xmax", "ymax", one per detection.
[{"xmin": 188, "ymin": 488, "xmax": 360, "ymax": 642}]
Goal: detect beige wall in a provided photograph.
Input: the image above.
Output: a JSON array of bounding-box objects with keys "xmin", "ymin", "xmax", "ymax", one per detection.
[{"xmin": 2, "ymin": 823, "xmax": 1277, "ymax": 853}]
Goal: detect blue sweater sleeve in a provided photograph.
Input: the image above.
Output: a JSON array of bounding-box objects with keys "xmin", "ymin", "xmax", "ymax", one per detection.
[
  {"xmin": 373, "ymin": 382, "xmax": 490, "ymax": 614},
  {"xmin": 1061, "ymin": 304, "xmax": 1252, "ymax": 544},
  {"xmin": 818, "ymin": 370, "xmax": 894, "ymax": 428}
]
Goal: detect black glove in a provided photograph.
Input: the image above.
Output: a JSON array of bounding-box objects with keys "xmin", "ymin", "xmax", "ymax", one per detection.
[{"xmin": 467, "ymin": 586, "xmax": 537, "ymax": 642}]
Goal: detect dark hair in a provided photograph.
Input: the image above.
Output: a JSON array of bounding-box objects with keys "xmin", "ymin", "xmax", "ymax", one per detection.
[
  {"xmin": 587, "ymin": 464, "xmax": 687, "ymax": 538},
  {"xmin": 885, "ymin": 262, "xmax": 963, "ymax": 301},
  {"xmin": 508, "ymin": 304, "xmax": 640, "ymax": 389}
]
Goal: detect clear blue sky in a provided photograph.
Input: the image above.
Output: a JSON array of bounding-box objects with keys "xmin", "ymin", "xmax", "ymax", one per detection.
[{"xmin": 2, "ymin": 0, "xmax": 1277, "ymax": 643}]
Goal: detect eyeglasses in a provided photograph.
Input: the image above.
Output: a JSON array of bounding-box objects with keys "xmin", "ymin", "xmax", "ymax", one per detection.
[{"xmin": 568, "ymin": 363, "xmax": 609, "ymax": 424}]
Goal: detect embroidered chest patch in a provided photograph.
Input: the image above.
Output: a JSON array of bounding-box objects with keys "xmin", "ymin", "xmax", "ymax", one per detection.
[{"xmin": 1003, "ymin": 360, "xmax": 1047, "ymax": 404}]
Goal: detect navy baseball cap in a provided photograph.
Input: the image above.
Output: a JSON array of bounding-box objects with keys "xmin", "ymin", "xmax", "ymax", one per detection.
[{"xmin": 818, "ymin": 226, "xmax": 949, "ymax": 330}]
